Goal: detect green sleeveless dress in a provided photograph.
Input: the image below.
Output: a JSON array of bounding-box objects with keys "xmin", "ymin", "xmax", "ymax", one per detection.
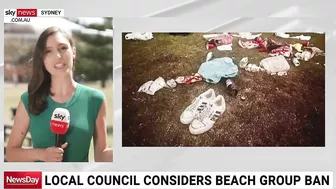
[{"xmin": 20, "ymin": 83, "xmax": 105, "ymax": 162}]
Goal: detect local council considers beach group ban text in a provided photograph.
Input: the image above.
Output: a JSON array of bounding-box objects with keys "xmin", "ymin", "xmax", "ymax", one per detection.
[{"xmin": 43, "ymin": 174, "xmax": 330, "ymax": 186}]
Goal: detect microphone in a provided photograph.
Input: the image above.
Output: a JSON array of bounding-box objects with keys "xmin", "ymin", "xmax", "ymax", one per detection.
[{"xmin": 50, "ymin": 108, "xmax": 70, "ymax": 147}]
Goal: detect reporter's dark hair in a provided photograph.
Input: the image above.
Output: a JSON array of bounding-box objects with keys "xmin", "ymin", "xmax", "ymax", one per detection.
[{"xmin": 28, "ymin": 26, "xmax": 74, "ymax": 115}]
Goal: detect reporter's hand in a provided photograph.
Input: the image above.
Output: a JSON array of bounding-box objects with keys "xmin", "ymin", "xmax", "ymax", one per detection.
[{"xmin": 42, "ymin": 142, "xmax": 68, "ymax": 162}]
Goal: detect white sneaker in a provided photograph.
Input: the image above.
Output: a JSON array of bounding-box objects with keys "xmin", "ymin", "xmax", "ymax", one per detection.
[
  {"xmin": 189, "ymin": 95, "xmax": 226, "ymax": 135},
  {"xmin": 180, "ymin": 88, "xmax": 216, "ymax": 125}
]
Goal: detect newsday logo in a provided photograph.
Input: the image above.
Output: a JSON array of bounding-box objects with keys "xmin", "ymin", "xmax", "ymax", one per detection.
[
  {"xmin": 7, "ymin": 176, "xmax": 39, "ymax": 184},
  {"xmin": 4, "ymin": 171, "xmax": 42, "ymax": 189}
]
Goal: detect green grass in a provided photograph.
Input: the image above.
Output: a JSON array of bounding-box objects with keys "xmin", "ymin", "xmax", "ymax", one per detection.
[
  {"xmin": 4, "ymin": 81, "xmax": 113, "ymax": 162},
  {"xmin": 122, "ymin": 33, "xmax": 325, "ymax": 147}
]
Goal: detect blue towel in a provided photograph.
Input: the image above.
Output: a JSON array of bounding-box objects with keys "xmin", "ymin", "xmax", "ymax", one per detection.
[{"xmin": 197, "ymin": 57, "xmax": 238, "ymax": 83}]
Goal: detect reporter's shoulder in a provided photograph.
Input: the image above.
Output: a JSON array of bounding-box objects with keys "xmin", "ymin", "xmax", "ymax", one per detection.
[
  {"xmin": 79, "ymin": 84, "xmax": 105, "ymax": 100},
  {"xmin": 20, "ymin": 91, "xmax": 29, "ymax": 103},
  {"xmin": 19, "ymin": 91, "xmax": 30, "ymax": 113}
]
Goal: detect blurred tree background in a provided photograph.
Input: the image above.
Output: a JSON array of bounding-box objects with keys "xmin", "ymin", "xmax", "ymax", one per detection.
[
  {"xmin": 68, "ymin": 17, "xmax": 113, "ymax": 88},
  {"xmin": 4, "ymin": 17, "xmax": 113, "ymax": 88}
]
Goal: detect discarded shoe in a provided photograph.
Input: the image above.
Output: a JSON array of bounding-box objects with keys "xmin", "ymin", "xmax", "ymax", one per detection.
[
  {"xmin": 189, "ymin": 95, "xmax": 226, "ymax": 135},
  {"xmin": 180, "ymin": 88, "xmax": 216, "ymax": 125}
]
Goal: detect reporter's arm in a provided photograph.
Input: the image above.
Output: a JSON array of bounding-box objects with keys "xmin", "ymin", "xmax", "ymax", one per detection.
[
  {"xmin": 93, "ymin": 98, "xmax": 113, "ymax": 162},
  {"xmin": 5, "ymin": 100, "xmax": 45, "ymax": 162}
]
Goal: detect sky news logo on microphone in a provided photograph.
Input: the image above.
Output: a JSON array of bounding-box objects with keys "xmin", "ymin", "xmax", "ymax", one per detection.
[
  {"xmin": 4, "ymin": 171, "xmax": 42, "ymax": 189},
  {"xmin": 4, "ymin": 8, "xmax": 64, "ymax": 23},
  {"xmin": 50, "ymin": 108, "xmax": 70, "ymax": 135}
]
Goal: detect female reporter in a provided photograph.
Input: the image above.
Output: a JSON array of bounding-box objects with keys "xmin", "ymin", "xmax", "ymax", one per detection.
[{"xmin": 5, "ymin": 26, "xmax": 113, "ymax": 162}]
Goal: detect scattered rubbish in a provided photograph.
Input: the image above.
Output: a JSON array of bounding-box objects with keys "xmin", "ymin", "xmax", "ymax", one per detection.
[
  {"xmin": 294, "ymin": 52, "xmax": 301, "ymax": 59},
  {"xmin": 302, "ymin": 51, "xmax": 313, "ymax": 61},
  {"xmin": 136, "ymin": 32, "xmax": 324, "ymax": 112},
  {"xmin": 138, "ymin": 77, "xmax": 166, "ymax": 95},
  {"xmin": 292, "ymin": 57, "xmax": 300, "ymax": 66},
  {"xmin": 206, "ymin": 52, "xmax": 213, "ymax": 61},
  {"xmin": 205, "ymin": 33, "xmax": 233, "ymax": 51},
  {"xmin": 245, "ymin": 64, "xmax": 264, "ymax": 72},
  {"xmin": 213, "ymin": 34, "xmax": 232, "ymax": 45},
  {"xmin": 304, "ymin": 46, "xmax": 325, "ymax": 56},
  {"xmin": 138, "ymin": 74, "xmax": 203, "ymax": 95},
  {"xmin": 290, "ymin": 42, "xmax": 309, "ymax": 52},
  {"xmin": 277, "ymin": 71, "xmax": 288, "ymax": 76},
  {"xmin": 137, "ymin": 80, "xmax": 154, "ymax": 94},
  {"xmin": 291, "ymin": 34, "xmax": 311, "ymax": 41},
  {"xmin": 293, "ymin": 46, "xmax": 325, "ymax": 62},
  {"xmin": 291, "ymin": 43, "xmax": 303, "ymax": 52},
  {"xmin": 125, "ymin": 32, "xmax": 153, "ymax": 41},
  {"xmin": 275, "ymin": 32, "xmax": 311, "ymax": 40},
  {"xmin": 217, "ymin": 45, "xmax": 232, "ymax": 51},
  {"xmin": 239, "ymin": 57, "xmax": 249, "ymax": 68},
  {"xmin": 175, "ymin": 73, "xmax": 203, "ymax": 84},
  {"xmin": 232, "ymin": 32, "xmax": 262, "ymax": 39},
  {"xmin": 225, "ymin": 79, "xmax": 238, "ymax": 97},
  {"xmin": 238, "ymin": 40, "xmax": 258, "ymax": 49},
  {"xmin": 269, "ymin": 45, "xmax": 292, "ymax": 57},
  {"xmin": 206, "ymin": 43, "xmax": 216, "ymax": 50},
  {"xmin": 131, "ymin": 31, "xmax": 325, "ymax": 140},
  {"xmin": 275, "ymin": 32, "xmax": 290, "ymax": 38},
  {"xmin": 197, "ymin": 57, "xmax": 238, "ymax": 84},
  {"xmin": 260, "ymin": 55, "xmax": 290, "ymax": 75},
  {"xmin": 203, "ymin": 33, "xmax": 228, "ymax": 40},
  {"xmin": 295, "ymin": 51, "xmax": 313, "ymax": 61},
  {"xmin": 257, "ymin": 37, "xmax": 283, "ymax": 52},
  {"xmin": 239, "ymin": 37, "xmax": 285, "ymax": 53},
  {"xmin": 165, "ymin": 79, "xmax": 177, "ymax": 88}
]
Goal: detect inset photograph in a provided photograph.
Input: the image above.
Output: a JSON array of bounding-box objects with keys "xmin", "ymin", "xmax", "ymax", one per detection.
[
  {"xmin": 122, "ymin": 32, "xmax": 325, "ymax": 147},
  {"xmin": 4, "ymin": 17, "xmax": 113, "ymax": 162}
]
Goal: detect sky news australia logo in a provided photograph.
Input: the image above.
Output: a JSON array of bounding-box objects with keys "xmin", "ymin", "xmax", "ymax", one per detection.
[
  {"xmin": 4, "ymin": 172, "xmax": 42, "ymax": 189},
  {"xmin": 5, "ymin": 9, "xmax": 37, "ymax": 17},
  {"xmin": 4, "ymin": 9, "xmax": 36, "ymax": 23},
  {"xmin": 4, "ymin": 9, "xmax": 64, "ymax": 23}
]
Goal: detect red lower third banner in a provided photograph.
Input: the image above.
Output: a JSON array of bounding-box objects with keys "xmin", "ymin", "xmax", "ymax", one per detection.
[
  {"xmin": 4, "ymin": 172, "xmax": 42, "ymax": 189},
  {"xmin": 3, "ymin": 171, "xmax": 334, "ymax": 189}
]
